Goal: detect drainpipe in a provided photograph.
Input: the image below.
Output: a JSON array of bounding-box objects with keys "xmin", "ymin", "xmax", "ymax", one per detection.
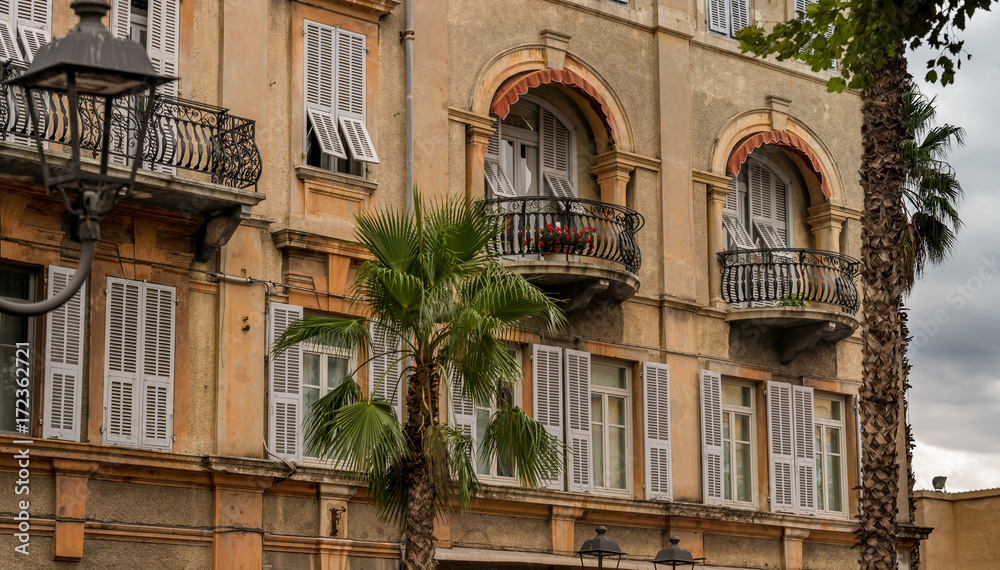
[{"xmin": 403, "ymin": 0, "xmax": 415, "ymax": 215}]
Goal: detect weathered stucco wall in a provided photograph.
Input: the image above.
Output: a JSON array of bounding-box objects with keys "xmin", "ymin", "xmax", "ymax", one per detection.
[{"xmin": 916, "ymin": 489, "xmax": 1000, "ymax": 570}]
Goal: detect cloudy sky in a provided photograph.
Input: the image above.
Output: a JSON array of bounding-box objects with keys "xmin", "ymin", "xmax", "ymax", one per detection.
[{"xmin": 904, "ymin": 8, "xmax": 1000, "ymax": 493}]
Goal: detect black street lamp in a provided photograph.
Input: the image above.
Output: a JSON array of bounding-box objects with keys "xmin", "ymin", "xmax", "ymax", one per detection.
[
  {"xmin": 0, "ymin": 0, "xmax": 173, "ymax": 316},
  {"xmin": 577, "ymin": 525, "xmax": 624, "ymax": 570},
  {"xmin": 651, "ymin": 535, "xmax": 706, "ymax": 569}
]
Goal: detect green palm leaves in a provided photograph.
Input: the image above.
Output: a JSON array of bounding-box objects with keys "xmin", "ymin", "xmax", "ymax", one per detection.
[
  {"xmin": 901, "ymin": 85, "xmax": 965, "ymax": 292},
  {"xmin": 271, "ymin": 193, "xmax": 565, "ymax": 524}
]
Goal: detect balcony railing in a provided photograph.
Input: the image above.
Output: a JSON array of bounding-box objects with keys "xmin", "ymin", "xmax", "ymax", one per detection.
[
  {"xmin": 480, "ymin": 196, "xmax": 645, "ymax": 273},
  {"xmin": 718, "ymin": 248, "xmax": 861, "ymax": 314},
  {"xmin": 0, "ymin": 61, "xmax": 261, "ymax": 190}
]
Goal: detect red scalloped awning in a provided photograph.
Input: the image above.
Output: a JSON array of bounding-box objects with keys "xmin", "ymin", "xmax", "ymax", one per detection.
[
  {"xmin": 726, "ymin": 130, "xmax": 831, "ymax": 199},
  {"xmin": 490, "ymin": 69, "xmax": 616, "ymax": 145}
]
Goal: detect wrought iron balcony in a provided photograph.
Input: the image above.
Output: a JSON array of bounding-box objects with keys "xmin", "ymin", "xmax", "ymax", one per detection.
[
  {"xmin": 480, "ymin": 196, "xmax": 644, "ymax": 273},
  {"xmin": 718, "ymin": 248, "xmax": 861, "ymax": 314},
  {"xmin": 1, "ymin": 61, "xmax": 261, "ymax": 190}
]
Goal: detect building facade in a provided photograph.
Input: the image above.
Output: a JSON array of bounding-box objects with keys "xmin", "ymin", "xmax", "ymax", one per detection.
[{"xmin": 0, "ymin": 0, "xmax": 928, "ymax": 568}]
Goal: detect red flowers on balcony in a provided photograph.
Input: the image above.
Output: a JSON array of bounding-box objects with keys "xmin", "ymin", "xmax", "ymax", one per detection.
[{"xmin": 522, "ymin": 224, "xmax": 594, "ymax": 254}]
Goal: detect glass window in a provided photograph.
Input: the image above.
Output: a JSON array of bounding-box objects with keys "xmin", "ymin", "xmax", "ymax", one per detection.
[
  {"xmin": 591, "ymin": 361, "xmax": 630, "ymax": 492},
  {"xmin": 301, "ymin": 342, "xmax": 353, "ymax": 458},
  {"xmin": 473, "ymin": 348, "xmax": 521, "ymax": 482},
  {"xmin": 722, "ymin": 381, "xmax": 755, "ymax": 505},
  {"xmin": 0, "ymin": 268, "xmax": 32, "ymax": 435},
  {"xmin": 815, "ymin": 395, "xmax": 846, "ymax": 515},
  {"xmin": 129, "ymin": 0, "xmax": 149, "ymax": 49}
]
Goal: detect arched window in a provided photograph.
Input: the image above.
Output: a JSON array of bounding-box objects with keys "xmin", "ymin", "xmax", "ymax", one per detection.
[
  {"xmin": 484, "ymin": 97, "xmax": 576, "ymax": 200},
  {"xmin": 724, "ymin": 156, "xmax": 792, "ymax": 249}
]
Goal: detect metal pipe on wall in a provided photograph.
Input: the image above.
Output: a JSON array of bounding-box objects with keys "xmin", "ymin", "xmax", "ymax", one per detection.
[{"xmin": 404, "ymin": 0, "xmax": 415, "ymax": 215}]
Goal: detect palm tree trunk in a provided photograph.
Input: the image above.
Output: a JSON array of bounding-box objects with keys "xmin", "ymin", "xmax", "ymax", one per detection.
[
  {"xmin": 857, "ymin": 47, "xmax": 909, "ymax": 570},
  {"xmin": 401, "ymin": 364, "xmax": 439, "ymax": 570}
]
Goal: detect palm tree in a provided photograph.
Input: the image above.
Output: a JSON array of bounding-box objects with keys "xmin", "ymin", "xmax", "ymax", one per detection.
[
  {"xmin": 900, "ymin": 84, "xmax": 965, "ymax": 293},
  {"xmin": 271, "ymin": 194, "xmax": 566, "ymax": 570}
]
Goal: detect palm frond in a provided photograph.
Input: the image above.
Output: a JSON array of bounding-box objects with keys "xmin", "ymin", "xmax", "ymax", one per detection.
[
  {"xmin": 301, "ymin": 379, "xmax": 362, "ymax": 458},
  {"xmin": 427, "ymin": 424, "xmax": 481, "ymax": 513},
  {"xmin": 271, "ymin": 316, "xmax": 368, "ymax": 357},
  {"xmin": 309, "ymin": 399, "xmax": 407, "ymax": 477},
  {"xmin": 480, "ymin": 403, "xmax": 566, "ymax": 488}
]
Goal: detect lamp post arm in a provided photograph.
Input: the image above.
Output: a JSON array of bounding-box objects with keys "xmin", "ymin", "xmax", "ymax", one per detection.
[{"xmin": 0, "ymin": 240, "xmax": 96, "ymax": 316}]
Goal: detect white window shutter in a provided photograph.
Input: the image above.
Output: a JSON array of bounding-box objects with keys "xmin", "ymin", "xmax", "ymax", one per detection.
[
  {"xmin": 485, "ymin": 160, "xmax": 517, "ymax": 199},
  {"xmin": 564, "ymin": 349, "xmax": 591, "ymax": 494},
  {"xmin": 15, "ymin": 24, "xmax": 43, "ymax": 60},
  {"xmin": 749, "ymin": 161, "xmax": 788, "ymax": 248},
  {"xmin": 855, "ymin": 396, "xmax": 864, "ymax": 503},
  {"xmin": 368, "ymin": 321, "xmax": 403, "ymax": 421},
  {"xmin": 14, "ymin": 0, "xmax": 47, "ymax": 27},
  {"xmin": 307, "ymin": 109, "xmax": 347, "ymax": 160},
  {"xmin": 147, "ymin": 0, "xmax": 179, "ymax": 96},
  {"xmin": 730, "ymin": 0, "xmax": 749, "ymax": 34},
  {"xmin": 304, "ymin": 21, "xmax": 336, "ymax": 110},
  {"xmin": 450, "ymin": 371, "xmax": 475, "ymax": 457},
  {"xmin": 42, "ymin": 266, "xmax": 85, "ymax": 441},
  {"xmin": 643, "ymin": 362, "xmax": 672, "ymax": 501},
  {"xmin": 0, "ymin": 20, "xmax": 21, "ymax": 62},
  {"xmin": 139, "ymin": 284, "xmax": 175, "ymax": 450},
  {"xmin": 104, "ymin": 278, "xmax": 142, "ymax": 446},
  {"xmin": 268, "ymin": 303, "xmax": 304, "ymax": 462},
  {"xmin": 792, "ymin": 386, "xmax": 816, "ymax": 515},
  {"xmin": 335, "ymin": 28, "xmax": 378, "ymax": 164},
  {"xmin": 767, "ymin": 381, "xmax": 796, "ymax": 513},
  {"xmin": 724, "ymin": 176, "xmax": 739, "ymax": 216},
  {"xmin": 707, "ymin": 0, "xmax": 730, "ymax": 35},
  {"xmin": 795, "ymin": 0, "xmax": 813, "ymax": 17},
  {"xmin": 339, "ymin": 116, "xmax": 379, "ymax": 163},
  {"xmin": 540, "ymin": 109, "xmax": 575, "ymax": 198},
  {"xmin": 110, "ymin": 0, "xmax": 131, "ymax": 40},
  {"xmin": 699, "ymin": 370, "xmax": 724, "ymax": 506},
  {"xmin": 532, "ymin": 344, "xmax": 564, "ymax": 491}
]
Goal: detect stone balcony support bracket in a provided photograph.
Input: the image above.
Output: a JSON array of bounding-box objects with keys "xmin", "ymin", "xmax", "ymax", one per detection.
[
  {"xmin": 51, "ymin": 459, "xmax": 100, "ymax": 562},
  {"xmin": 551, "ymin": 505, "xmax": 585, "ymax": 557}
]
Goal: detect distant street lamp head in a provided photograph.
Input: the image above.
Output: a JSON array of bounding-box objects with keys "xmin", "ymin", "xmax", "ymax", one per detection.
[
  {"xmin": 932, "ymin": 476, "xmax": 947, "ymax": 491},
  {"xmin": 0, "ymin": 0, "xmax": 174, "ymax": 316}
]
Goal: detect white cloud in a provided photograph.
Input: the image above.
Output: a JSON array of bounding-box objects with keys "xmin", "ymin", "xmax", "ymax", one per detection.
[{"xmin": 912, "ymin": 439, "xmax": 1000, "ymax": 493}]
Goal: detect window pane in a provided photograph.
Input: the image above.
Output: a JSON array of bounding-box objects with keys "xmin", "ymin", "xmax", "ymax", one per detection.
[
  {"xmin": 303, "ymin": 353, "xmax": 320, "ymax": 386},
  {"xmin": 827, "ymin": 454, "xmax": 843, "ymax": 512},
  {"xmin": 591, "ymin": 394, "xmax": 603, "ymax": 423},
  {"xmin": 827, "ymin": 427, "xmax": 841, "ymax": 454},
  {"xmin": 0, "ymin": 268, "xmax": 30, "ymax": 300},
  {"xmin": 609, "ymin": 396, "xmax": 625, "ymax": 426},
  {"xmin": 592, "ymin": 364, "xmax": 626, "ymax": 389},
  {"xmin": 722, "ymin": 384, "xmax": 751, "ymax": 407},
  {"xmin": 592, "ymin": 423, "xmax": 604, "ymax": 488},
  {"xmin": 327, "ymin": 356, "xmax": 349, "ymax": 389},
  {"xmin": 304, "ymin": 385, "xmax": 319, "ymax": 411},
  {"xmin": 609, "ymin": 426, "xmax": 627, "ymax": 490},
  {"xmin": 815, "ymin": 398, "xmax": 839, "ymax": 420},
  {"xmin": 722, "ymin": 413, "xmax": 731, "ymax": 441},
  {"xmin": 476, "ymin": 409, "xmax": 490, "ymax": 475},
  {"xmin": 0, "ymin": 345, "xmax": 23, "ymax": 433},
  {"xmin": 723, "ymin": 439, "xmax": 732, "ymax": 501},
  {"xmin": 520, "ymin": 144, "xmax": 539, "ymax": 196},
  {"xmin": 734, "ymin": 442, "xmax": 752, "ymax": 502},
  {"xmin": 734, "ymin": 414, "xmax": 751, "ymax": 443},
  {"xmin": 816, "ymin": 454, "xmax": 825, "ymax": 511}
]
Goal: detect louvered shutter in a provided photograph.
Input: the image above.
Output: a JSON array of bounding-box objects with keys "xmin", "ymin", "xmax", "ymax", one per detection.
[
  {"xmin": 147, "ymin": 0, "xmax": 178, "ymax": 173},
  {"xmin": 540, "ymin": 108, "xmax": 575, "ymax": 199},
  {"xmin": 643, "ymin": 362, "xmax": 672, "ymax": 501},
  {"xmin": 792, "ymin": 386, "xmax": 816, "ymax": 515},
  {"xmin": 767, "ymin": 381, "xmax": 796, "ymax": 513},
  {"xmin": 532, "ymin": 344, "xmax": 564, "ymax": 490},
  {"xmin": 749, "ymin": 161, "xmax": 788, "ymax": 248},
  {"xmin": 139, "ymin": 283, "xmax": 175, "ymax": 450},
  {"xmin": 42, "ymin": 266, "xmax": 85, "ymax": 441},
  {"xmin": 730, "ymin": 0, "xmax": 749, "ymax": 33},
  {"xmin": 795, "ymin": 0, "xmax": 812, "ymax": 17},
  {"xmin": 368, "ymin": 321, "xmax": 403, "ymax": 421},
  {"xmin": 268, "ymin": 303, "xmax": 303, "ymax": 462},
  {"xmin": 699, "ymin": 370, "xmax": 724, "ymax": 505},
  {"xmin": 484, "ymin": 118, "xmax": 517, "ymax": 199},
  {"xmin": 707, "ymin": 0, "xmax": 730, "ymax": 35},
  {"xmin": 0, "ymin": 19, "xmax": 20, "ymax": 61},
  {"xmin": 450, "ymin": 370, "xmax": 475, "ymax": 458},
  {"xmin": 564, "ymin": 349, "xmax": 591, "ymax": 493},
  {"xmin": 16, "ymin": 24, "xmax": 44, "ymax": 60},
  {"xmin": 304, "ymin": 21, "xmax": 346, "ymax": 161},
  {"xmin": 110, "ymin": 0, "xmax": 131, "ymax": 40},
  {"xmin": 104, "ymin": 278, "xmax": 142, "ymax": 446},
  {"xmin": 335, "ymin": 28, "xmax": 378, "ymax": 164},
  {"xmin": 855, "ymin": 396, "xmax": 864, "ymax": 505}
]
